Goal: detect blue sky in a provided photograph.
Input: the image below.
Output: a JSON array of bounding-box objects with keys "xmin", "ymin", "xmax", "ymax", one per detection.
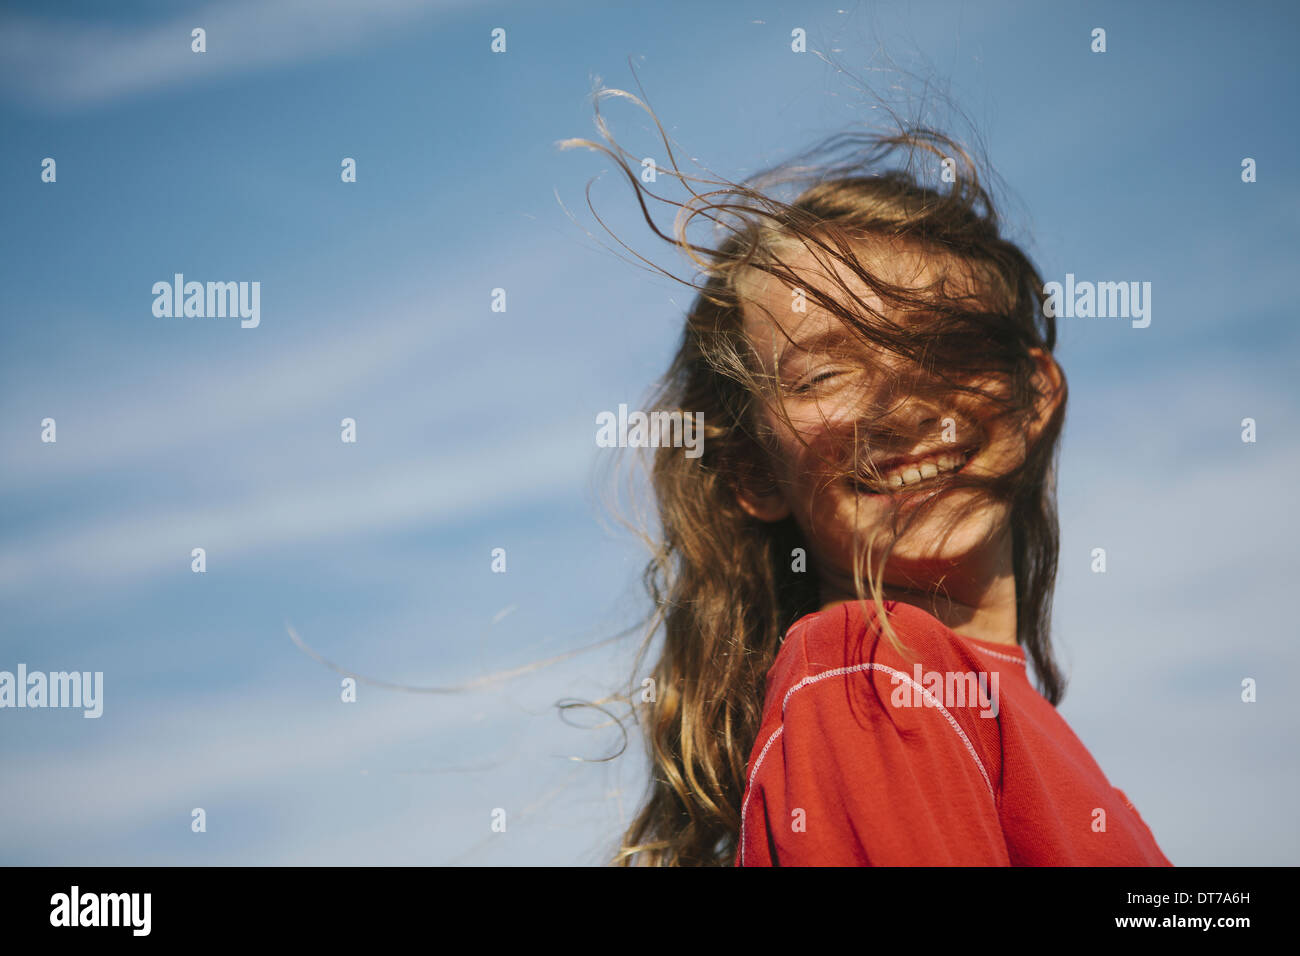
[{"xmin": 1, "ymin": 0, "xmax": 1297, "ymax": 865}]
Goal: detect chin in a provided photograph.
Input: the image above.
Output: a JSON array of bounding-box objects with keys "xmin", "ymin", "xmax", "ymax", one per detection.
[
  {"xmin": 890, "ymin": 506, "xmax": 1004, "ymax": 567},
  {"xmin": 833, "ymin": 491, "xmax": 1004, "ymax": 568}
]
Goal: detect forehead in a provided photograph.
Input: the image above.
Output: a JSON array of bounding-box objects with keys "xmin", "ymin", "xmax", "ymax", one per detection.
[{"xmin": 736, "ymin": 237, "xmax": 985, "ymax": 359}]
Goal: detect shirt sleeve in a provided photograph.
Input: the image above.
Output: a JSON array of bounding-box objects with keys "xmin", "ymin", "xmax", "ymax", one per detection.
[{"xmin": 739, "ymin": 658, "xmax": 1011, "ymax": 866}]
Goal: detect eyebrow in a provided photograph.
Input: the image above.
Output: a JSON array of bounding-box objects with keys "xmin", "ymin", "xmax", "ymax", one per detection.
[{"xmin": 777, "ymin": 327, "xmax": 858, "ymax": 365}]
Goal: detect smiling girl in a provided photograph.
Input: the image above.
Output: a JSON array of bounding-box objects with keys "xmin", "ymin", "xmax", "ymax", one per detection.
[{"xmin": 565, "ymin": 90, "xmax": 1171, "ymax": 867}]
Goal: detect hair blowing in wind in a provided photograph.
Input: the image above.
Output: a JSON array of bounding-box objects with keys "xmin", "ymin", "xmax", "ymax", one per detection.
[{"xmin": 560, "ymin": 78, "xmax": 1068, "ymax": 867}]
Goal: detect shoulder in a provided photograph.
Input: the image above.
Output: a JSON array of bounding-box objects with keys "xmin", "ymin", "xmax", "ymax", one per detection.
[
  {"xmin": 739, "ymin": 600, "xmax": 1013, "ymax": 867},
  {"xmin": 763, "ymin": 599, "xmax": 986, "ymax": 712},
  {"xmin": 755, "ymin": 599, "xmax": 1005, "ymax": 796}
]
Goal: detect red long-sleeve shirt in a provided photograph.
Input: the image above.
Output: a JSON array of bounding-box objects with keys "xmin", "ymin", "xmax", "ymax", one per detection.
[{"xmin": 737, "ymin": 599, "xmax": 1172, "ymax": 866}]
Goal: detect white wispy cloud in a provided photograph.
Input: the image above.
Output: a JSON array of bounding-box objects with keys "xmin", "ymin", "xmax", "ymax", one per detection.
[
  {"xmin": 0, "ymin": 656, "xmax": 623, "ymax": 865},
  {"xmin": 0, "ymin": 431, "xmax": 586, "ymax": 599},
  {"xmin": 0, "ymin": 0, "xmax": 454, "ymax": 110}
]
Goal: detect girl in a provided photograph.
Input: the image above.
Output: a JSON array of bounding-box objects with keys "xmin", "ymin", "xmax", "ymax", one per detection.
[{"xmin": 565, "ymin": 89, "xmax": 1171, "ymax": 867}]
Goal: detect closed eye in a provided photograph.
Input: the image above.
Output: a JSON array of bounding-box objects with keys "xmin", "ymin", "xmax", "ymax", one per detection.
[{"xmin": 792, "ymin": 369, "xmax": 844, "ymax": 393}]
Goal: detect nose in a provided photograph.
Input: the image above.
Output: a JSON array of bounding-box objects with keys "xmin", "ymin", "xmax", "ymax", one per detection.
[{"xmin": 853, "ymin": 376, "xmax": 950, "ymax": 455}]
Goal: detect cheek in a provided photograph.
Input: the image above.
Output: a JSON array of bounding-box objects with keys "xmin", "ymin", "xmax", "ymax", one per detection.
[
  {"xmin": 953, "ymin": 377, "xmax": 1027, "ymax": 467},
  {"xmin": 969, "ymin": 422, "xmax": 1028, "ymax": 479},
  {"xmin": 764, "ymin": 398, "xmax": 861, "ymax": 471}
]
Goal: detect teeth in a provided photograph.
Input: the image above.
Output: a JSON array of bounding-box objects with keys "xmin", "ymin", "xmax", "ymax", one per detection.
[{"xmin": 859, "ymin": 448, "xmax": 972, "ymax": 492}]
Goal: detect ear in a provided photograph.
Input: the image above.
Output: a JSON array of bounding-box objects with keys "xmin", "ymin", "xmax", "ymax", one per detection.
[
  {"xmin": 1025, "ymin": 347, "xmax": 1065, "ymax": 443},
  {"xmin": 734, "ymin": 471, "xmax": 792, "ymax": 522}
]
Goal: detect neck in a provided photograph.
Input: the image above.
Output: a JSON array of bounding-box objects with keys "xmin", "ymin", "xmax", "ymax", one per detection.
[{"xmin": 819, "ymin": 527, "xmax": 1020, "ymax": 646}]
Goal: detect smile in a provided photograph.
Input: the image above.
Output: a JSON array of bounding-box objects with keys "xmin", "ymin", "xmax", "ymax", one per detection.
[{"xmin": 851, "ymin": 446, "xmax": 977, "ymax": 495}]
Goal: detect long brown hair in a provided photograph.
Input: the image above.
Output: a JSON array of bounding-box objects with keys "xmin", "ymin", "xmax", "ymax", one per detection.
[{"xmin": 562, "ymin": 84, "xmax": 1067, "ymax": 867}]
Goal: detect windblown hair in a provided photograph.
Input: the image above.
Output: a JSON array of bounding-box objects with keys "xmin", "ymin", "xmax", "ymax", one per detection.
[{"xmin": 561, "ymin": 84, "xmax": 1067, "ymax": 867}]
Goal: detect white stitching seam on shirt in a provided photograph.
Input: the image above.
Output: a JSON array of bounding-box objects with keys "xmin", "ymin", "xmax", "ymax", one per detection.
[
  {"xmin": 970, "ymin": 645, "xmax": 1026, "ymax": 666},
  {"xmin": 739, "ymin": 662, "xmax": 996, "ymax": 866}
]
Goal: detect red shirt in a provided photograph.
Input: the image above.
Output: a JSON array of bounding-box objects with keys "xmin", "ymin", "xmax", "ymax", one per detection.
[{"xmin": 736, "ymin": 599, "xmax": 1172, "ymax": 866}]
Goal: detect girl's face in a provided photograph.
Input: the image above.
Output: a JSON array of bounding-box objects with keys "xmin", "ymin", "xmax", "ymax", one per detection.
[{"xmin": 734, "ymin": 240, "xmax": 1059, "ymax": 601}]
